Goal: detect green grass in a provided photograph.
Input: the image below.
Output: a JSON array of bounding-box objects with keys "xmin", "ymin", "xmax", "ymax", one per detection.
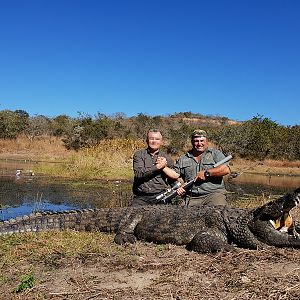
[{"xmin": 14, "ymin": 272, "xmax": 36, "ymax": 293}]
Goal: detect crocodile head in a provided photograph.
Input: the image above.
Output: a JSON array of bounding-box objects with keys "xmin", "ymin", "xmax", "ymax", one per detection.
[
  {"xmin": 252, "ymin": 187, "xmax": 300, "ymax": 228},
  {"xmin": 248, "ymin": 187, "xmax": 300, "ymax": 248},
  {"xmin": 271, "ymin": 187, "xmax": 300, "ymax": 232}
]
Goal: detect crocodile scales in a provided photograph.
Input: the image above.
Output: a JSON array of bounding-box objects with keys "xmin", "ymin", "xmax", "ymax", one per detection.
[{"xmin": 1, "ymin": 188, "xmax": 300, "ymax": 253}]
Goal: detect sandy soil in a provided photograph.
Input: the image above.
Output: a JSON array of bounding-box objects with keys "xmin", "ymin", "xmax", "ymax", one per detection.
[
  {"xmin": 2, "ymin": 236, "xmax": 300, "ymax": 300},
  {"xmin": 2, "ymin": 203, "xmax": 300, "ymax": 300}
]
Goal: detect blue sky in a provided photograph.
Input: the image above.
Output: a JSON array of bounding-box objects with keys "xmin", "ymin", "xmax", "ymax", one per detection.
[{"xmin": 0, "ymin": 0, "xmax": 299, "ymax": 126}]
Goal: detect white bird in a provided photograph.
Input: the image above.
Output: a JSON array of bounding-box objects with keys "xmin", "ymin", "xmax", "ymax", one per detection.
[{"xmin": 15, "ymin": 169, "xmax": 21, "ymax": 179}]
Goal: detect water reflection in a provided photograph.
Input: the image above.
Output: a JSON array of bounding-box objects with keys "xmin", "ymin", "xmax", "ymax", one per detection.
[
  {"xmin": 0, "ymin": 175, "xmax": 132, "ymax": 221},
  {"xmin": 226, "ymin": 172, "xmax": 300, "ymax": 197},
  {"xmin": 1, "ymin": 202, "xmax": 78, "ymax": 221},
  {"xmin": 0, "ymin": 157, "xmax": 133, "ymax": 220},
  {"xmin": 0, "ymin": 159, "xmax": 299, "ymax": 221},
  {"xmin": 233, "ymin": 172, "xmax": 300, "ymax": 189},
  {"xmin": 0, "ymin": 159, "xmax": 38, "ymax": 177}
]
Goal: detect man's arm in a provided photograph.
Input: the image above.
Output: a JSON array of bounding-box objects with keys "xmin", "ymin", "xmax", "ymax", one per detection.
[
  {"xmin": 133, "ymin": 151, "xmax": 160, "ymax": 180},
  {"xmin": 161, "ymin": 166, "xmax": 180, "ymax": 180},
  {"xmin": 196, "ymin": 164, "xmax": 230, "ymax": 181}
]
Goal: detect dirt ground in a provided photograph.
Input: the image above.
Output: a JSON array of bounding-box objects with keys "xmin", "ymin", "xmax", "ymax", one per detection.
[
  {"xmin": 2, "ymin": 202, "xmax": 300, "ymax": 300},
  {"xmin": 2, "ymin": 235, "xmax": 300, "ymax": 300},
  {"xmin": 1, "ymin": 143, "xmax": 300, "ymax": 299}
]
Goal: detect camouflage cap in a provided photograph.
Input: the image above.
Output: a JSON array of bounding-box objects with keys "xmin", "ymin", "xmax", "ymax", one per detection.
[{"xmin": 191, "ymin": 129, "xmax": 208, "ymax": 139}]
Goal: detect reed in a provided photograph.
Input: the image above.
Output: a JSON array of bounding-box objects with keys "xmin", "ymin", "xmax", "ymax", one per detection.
[
  {"xmin": 36, "ymin": 138, "xmax": 145, "ymax": 180},
  {"xmin": 69, "ymin": 138, "xmax": 145, "ymax": 179},
  {"xmin": 2, "ymin": 136, "xmax": 300, "ymax": 179},
  {"xmin": 0, "ymin": 135, "xmax": 71, "ymax": 161}
]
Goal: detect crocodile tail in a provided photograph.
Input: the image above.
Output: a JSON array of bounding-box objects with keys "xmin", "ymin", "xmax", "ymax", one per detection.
[{"xmin": 0, "ymin": 207, "xmax": 130, "ymax": 235}]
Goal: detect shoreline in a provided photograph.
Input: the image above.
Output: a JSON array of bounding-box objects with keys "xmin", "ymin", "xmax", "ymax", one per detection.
[{"xmin": 1, "ymin": 154, "xmax": 300, "ymax": 179}]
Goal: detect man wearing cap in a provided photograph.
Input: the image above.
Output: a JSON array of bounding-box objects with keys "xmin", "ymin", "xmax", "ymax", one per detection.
[
  {"xmin": 131, "ymin": 128, "xmax": 175, "ymax": 206},
  {"xmin": 163, "ymin": 129, "xmax": 230, "ymax": 206}
]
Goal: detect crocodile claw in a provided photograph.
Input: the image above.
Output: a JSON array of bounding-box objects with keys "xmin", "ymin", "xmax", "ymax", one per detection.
[{"xmin": 114, "ymin": 232, "xmax": 137, "ymax": 245}]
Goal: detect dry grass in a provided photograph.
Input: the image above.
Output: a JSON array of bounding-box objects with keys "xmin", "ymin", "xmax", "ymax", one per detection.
[
  {"xmin": 230, "ymin": 158, "xmax": 300, "ymax": 176},
  {"xmin": 69, "ymin": 138, "xmax": 144, "ymax": 178},
  {"xmin": 264, "ymin": 159, "xmax": 300, "ymax": 168},
  {"xmin": 36, "ymin": 138, "xmax": 145, "ymax": 179},
  {"xmin": 0, "ymin": 135, "xmax": 72, "ymax": 161},
  {"xmin": 0, "ymin": 137, "xmax": 146, "ymax": 180},
  {"xmin": 1, "ymin": 136, "xmax": 300, "ymax": 179},
  {"xmin": 1, "ymin": 229, "xmax": 300, "ymax": 300}
]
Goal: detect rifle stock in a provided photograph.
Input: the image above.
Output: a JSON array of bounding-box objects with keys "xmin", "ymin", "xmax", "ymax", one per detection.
[{"xmin": 160, "ymin": 179, "xmax": 195, "ymax": 204}]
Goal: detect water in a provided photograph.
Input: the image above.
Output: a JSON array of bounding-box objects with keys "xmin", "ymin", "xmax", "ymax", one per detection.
[
  {"xmin": 0, "ymin": 159, "xmax": 299, "ymax": 221},
  {"xmin": 0, "ymin": 174, "xmax": 132, "ymax": 221},
  {"xmin": 0, "ymin": 159, "xmax": 132, "ymax": 221},
  {"xmin": 226, "ymin": 172, "xmax": 300, "ymax": 196}
]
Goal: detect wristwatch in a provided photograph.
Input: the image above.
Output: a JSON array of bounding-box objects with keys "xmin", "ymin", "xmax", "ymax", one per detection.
[{"xmin": 204, "ymin": 170, "xmax": 210, "ymax": 178}]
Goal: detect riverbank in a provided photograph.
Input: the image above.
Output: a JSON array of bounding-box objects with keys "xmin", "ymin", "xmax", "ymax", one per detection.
[
  {"xmin": 1, "ymin": 136, "xmax": 300, "ymax": 179},
  {"xmin": 230, "ymin": 157, "xmax": 300, "ymax": 176},
  {"xmin": 1, "ymin": 137, "xmax": 300, "ymax": 299},
  {"xmin": 1, "ymin": 229, "xmax": 300, "ymax": 300}
]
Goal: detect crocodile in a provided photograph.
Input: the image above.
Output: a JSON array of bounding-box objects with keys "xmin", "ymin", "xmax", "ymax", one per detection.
[{"xmin": 1, "ymin": 187, "xmax": 300, "ymax": 253}]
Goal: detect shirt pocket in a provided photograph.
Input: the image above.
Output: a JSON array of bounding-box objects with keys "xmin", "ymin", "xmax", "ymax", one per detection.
[
  {"xmin": 202, "ymin": 160, "xmax": 215, "ymax": 170},
  {"xmin": 181, "ymin": 163, "xmax": 195, "ymax": 180}
]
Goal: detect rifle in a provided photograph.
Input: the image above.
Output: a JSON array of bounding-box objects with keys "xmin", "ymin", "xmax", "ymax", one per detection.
[
  {"xmin": 155, "ymin": 181, "xmax": 182, "ymax": 204},
  {"xmin": 156, "ymin": 154, "xmax": 233, "ymax": 204}
]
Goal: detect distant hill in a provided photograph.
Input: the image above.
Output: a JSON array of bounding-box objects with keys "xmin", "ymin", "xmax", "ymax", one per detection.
[{"xmin": 124, "ymin": 112, "xmax": 241, "ymax": 133}]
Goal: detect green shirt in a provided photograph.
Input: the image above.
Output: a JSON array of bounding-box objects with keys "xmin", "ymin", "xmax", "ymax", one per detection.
[{"xmin": 173, "ymin": 148, "xmax": 228, "ymax": 196}]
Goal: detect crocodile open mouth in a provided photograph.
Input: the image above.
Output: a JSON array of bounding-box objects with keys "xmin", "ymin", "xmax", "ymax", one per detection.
[
  {"xmin": 270, "ymin": 196, "xmax": 300, "ymax": 235},
  {"xmin": 270, "ymin": 212, "xmax": 294, "ymax": 233}
]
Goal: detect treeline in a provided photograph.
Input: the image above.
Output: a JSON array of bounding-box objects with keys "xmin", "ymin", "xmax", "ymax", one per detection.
[{"xmin": 0, "ymin": 109, "xmax": 299, "ymax": 161}]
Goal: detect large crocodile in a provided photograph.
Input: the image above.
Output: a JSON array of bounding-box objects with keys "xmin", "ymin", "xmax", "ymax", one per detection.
[{"xmin": 1, "ymin": 188, "xmax": 300, "ymax": 253}]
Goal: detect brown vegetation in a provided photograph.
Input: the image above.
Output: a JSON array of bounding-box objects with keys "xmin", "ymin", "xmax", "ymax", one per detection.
[
  {"xmin": 1, "ymin": 136, "xmax": 300, "ymax": 178},
  {"xmin": 1, "ymin": 222, "xmax": 300, "ymax": 299},
  {"xmin": 1, "ymin": 136, "xmax": 300, "ymax": 299},
  {"xmin": 1, "ymin": 110, "xmax": 300, "ymax": 160},
  {"xmin": 231, "ymin": 158, "xmax": 300, "ymax": 176},
  {"xmin": 0, "ymin": 135, "xmax": 72, "ymax": 161}
]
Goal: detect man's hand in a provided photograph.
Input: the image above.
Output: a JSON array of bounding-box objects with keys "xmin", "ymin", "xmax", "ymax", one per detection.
[
  {"xmin": 155, "ymin": 156, "xmax": 168, "ymax": 169},
  {"xmin": 196, "ymin": 170, "xmax": 206, "ymax": 181},
  {"xmin": 176, "ymin": 186, "xmax": 186, "ymax": 196}
]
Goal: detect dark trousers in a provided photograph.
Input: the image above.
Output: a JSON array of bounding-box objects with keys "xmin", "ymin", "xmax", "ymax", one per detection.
[{"xmin": 131, "ymin": 194, "xmax": 163, "ymax": 206}]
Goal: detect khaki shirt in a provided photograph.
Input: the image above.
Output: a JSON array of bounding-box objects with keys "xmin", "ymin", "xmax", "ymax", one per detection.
[{"xmin": 173, "ymin": 148, "xmax": 228, "ymax": 195}]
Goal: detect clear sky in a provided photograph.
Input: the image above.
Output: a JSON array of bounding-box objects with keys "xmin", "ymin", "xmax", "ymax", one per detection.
[{"xmin": 0, "ymin": 0, "xmax": 299, "ymax": 126}]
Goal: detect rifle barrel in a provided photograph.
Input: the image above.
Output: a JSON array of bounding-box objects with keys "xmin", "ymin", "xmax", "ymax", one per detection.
[{"xmin": 213, "ymin": 154, "xmax": 232, "ymax": 168}]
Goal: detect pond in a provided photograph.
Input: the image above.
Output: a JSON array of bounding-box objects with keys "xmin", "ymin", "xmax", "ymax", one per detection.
[
  {"xmin": 227, "ymin": 172, "xmax": 300, "ymax": 195},
  {"xmin": 0, "ymin": 159, "xmax": 132, "ymax": 221},
  {"xmin": 0, "ymin": 159, "xmax": 300, "ymax": 221}
]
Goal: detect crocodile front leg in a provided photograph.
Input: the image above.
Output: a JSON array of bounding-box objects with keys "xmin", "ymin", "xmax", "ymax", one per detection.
[
  {"xmin": 186, "ymin": 229, "xmax": 232, "ymax": 253},
  {"xmin": 114, "ymin": 211, "xmax": 143, "ymax": 245}
]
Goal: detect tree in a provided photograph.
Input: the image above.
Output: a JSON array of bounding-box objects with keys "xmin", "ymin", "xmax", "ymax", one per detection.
[
  {"xmin": 62, "ymin": 112, "xmax": 122, "ymax": 150},
  {"xmin": 0, "ymin": 110, "xmax": 29, "ymax": 138},
  {"xmin": 51, "ymin": 115, "xmax": 75, "ymax": 136},
  {"xmin": 24, "ymin": 115, "xmax": 52, "ymax": 140}
]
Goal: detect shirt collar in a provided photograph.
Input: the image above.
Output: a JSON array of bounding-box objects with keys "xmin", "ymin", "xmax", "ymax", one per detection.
[{"xmin": 147, "ymin": 148, "xmax": 160, "ymax": 156}]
